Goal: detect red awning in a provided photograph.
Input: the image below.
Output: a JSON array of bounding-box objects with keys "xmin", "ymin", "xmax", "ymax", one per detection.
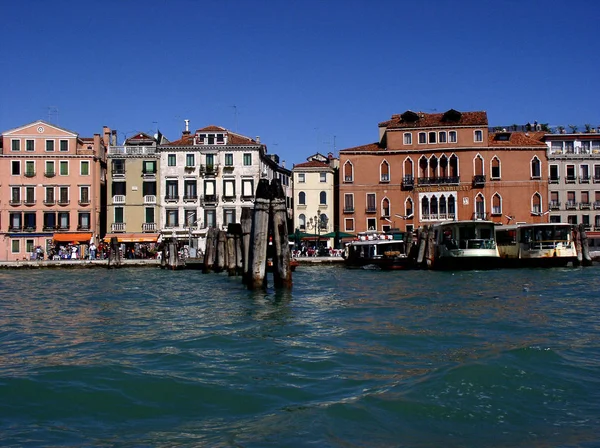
[
  {"xmin": 53, "ymin": 232, "xmax": 93, "ymax": 243},
  {"xmin": 103, "ymin": 233, "xmax": 160, "ymax": 243}
]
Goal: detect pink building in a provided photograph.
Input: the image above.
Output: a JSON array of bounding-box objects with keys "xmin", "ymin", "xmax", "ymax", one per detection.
[{"xmin": 0, "ymin": 121, "xmax": 107, "ymax": 261}]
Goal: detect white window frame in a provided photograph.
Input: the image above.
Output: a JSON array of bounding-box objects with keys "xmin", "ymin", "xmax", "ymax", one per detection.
[
  {"xmin": 531, "ymin": 192, "xmax": 543, "ymax": 214},
  {"xmin": 11, "ymin": 160, "xmax": 20, "ymax": 175},
  {"xmin": 474, "ymin": 130, "xmax": 483, "ymax": 142},
  {"xmin": 343, "ymin": 161, "xmax": 354, "ymax": 182},
  {"xmin": 11, "ymin": 239, "xmax": 20, "ymax": 254},
  {"xmin": 438, "ymin": 131, "xmax": 447, "ymax": 143},
  {"xmin": 366, "ymin": 218, "xmax": 377, "ymax": 231},
  {"xmin": 11, "ymin": 139, "xmax": 21, "ymax": 151},
  {"xmin": 428, "ymin": 131, "xmax": 437, "ymax": 144},
  {"xmin": 26, "ymin": 139, "xmax": 35, "ymax": 151},
  {"xmin": 491, "ymin": 192, "xmax": 502, "ymax": 216},
  {"xmin": 46, "ymin": 140, "xmax": 55, "ymax": 152},
  {"xmin": 403, "ymin": 132, "xmax": 412, "ymax": 145},
  {"xmin": 418, "ymin": 132, "xmax": 427, "ymax": 144},
  {"xmin": 490, "ymin": 156, "xmax": 501, "ymax": 180},
  {"xmin": 298, "ymin": 173, "xmax": 305, "ymax": 183},
  {"xmin": 320, "ymin": 172, "xmax": 327, "ymax": 183},
  {"xmin": 474, "ymin": 193, "xmax": 486, "ymax": 219},
  {"xmin": 344, "ymin": 218, "xmax": 355, "ymax": 232},
  {"xmin": 25, "ymin": 160, "xmax": 35, "ymax": 176},
  {"xmin": 449, "ymin": 131, "xmax": 457, "ymax": 143},
  {"xmin": 59, "ymin": 139, "xmax": 69, "ymax": 152},
  {"xmin": 380, "ymin": 159, "xmax": 390, "ymax": 182},
  {"xmin": 531, "ymin": 156, "xmax": 541, "ymax": 179},
  {"xmin": 344, "ymin": 193, "xmax": 354, "ymax": 212}
]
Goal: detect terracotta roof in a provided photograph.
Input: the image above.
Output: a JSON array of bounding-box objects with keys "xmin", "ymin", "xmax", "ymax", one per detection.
[
  {"xmin": 127, "ymin": 132, "xmax": 154, "ymax": 142},
  {"xmin": 293, "ymin": 160, "xmax": 330, "ymax": 168},
  {"xmin": 339, "ymin": 142, "xmax": 383, "ymax": 153},
  {"xmin": 380, "ymin": 109, "xmax": 488, "ymax": 129},
  {"xmin": 196, "ymin": 125, "xmax": 227, "ymax": 132},
  {"xmin": 164, "ymin": 134, "xmax": 195, "ymax": 146},
  {"xmin": 488, "ymin": 131, "xmax": 547, "ymax": 147},
  {"xmin": 228, "ymin": 132, "xmax": 257, "ymax": 145}
]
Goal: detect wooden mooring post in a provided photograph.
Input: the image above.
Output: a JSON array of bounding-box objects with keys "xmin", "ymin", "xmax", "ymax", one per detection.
[
  {"xmin": 247, "ymin": 179, "xmax": 271, "ymax": 290},
  {"xmin": 203, "ymin": 227, "xmax": 217, "ymax": 273},
  {"xmin": 270, "ymin": 179, "xmax": 292, "ymax": 288},
  {"xmin": 107, "ymin": 236, "xmax": 121, "ymax": 268},
  {"xmin": 241, "ymin": 208, "xmax": 252, "ymax": 283},
  {"xmin": 215, "ymin": 230, "xmax": 227, "ymax": 272}
]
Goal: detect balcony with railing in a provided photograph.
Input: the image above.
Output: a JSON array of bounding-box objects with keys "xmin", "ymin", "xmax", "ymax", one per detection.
[
  {"xmin": 8, "ymin": 226, "xmax": 22, "ymax": 232},
  {"xmin": 79, "ymin": 198, "xmax": 91, "ymax": 206},
  {"xmin": 580, "ymin": 175, "xmax": 591, "ymax": 184},
  {"xmin": 44, "ymin": 170, "xmax": 56, "ymax": 178},
  {"xmin": 418, "ymin": 176, "xmax": 460, "ymax": 186},
  {"xmin": 594, "ymin": 201, "xmax": 600, "ymax": 210},
  {"xmin": 24, "ymin": 170, "xmax": 36, "ymax": 178},
  {"xmin": 108, "ymin": 145, "xmax": 156, "ymax": 156},
  {"xmin": 365, "ymin": 206, "xmax": 377, "ymax": 214},
  {"xmin": 549, "ymin": 176, "xmax": 560, "ymax": 184},
  {"xmin": 183, "ymin": 194, "xmax": 198, "ymax": 202},
  {"xmin": 402, "ymin": 175, "xmax": 414, "ymax": 190},
  {"xmin": 472, "ymin": 175, "xmax": 486, "ymax": 188},
  {"xmin": 580, "ymin": 201, "xmax": 592, "ymax": 210},
  {"xmin": 595, "ymin": 175, "xmax": 600, "ymax": 183},
  {"xmin": 142, "ymin": 222, "xmax": 157, "ymax": 232},
  {"xmin": 380, "ymin": 174, "xmax": 390, "ymax": 183},
  {"xmin": 164, "ymin": 194, "xmax": 179, "ymax": 203},
  {"xmin": 57, "ymin": 197, "xmax": 70, "ymax": 205},
  {"xmin": 144, "ymin": 195, "xmax": 156, "ymax": 204},
  {"xmin": 112, "ymin": 195, "xmax": 125, "ymax": 204},
  {"xmin": 222, "ymin": 194, "xmax": 237, "ymax": 202},
  {"xmin": 23, "ymin": 197, "xmax": 36, "ymax": 206},
  {"xmin": 111, "ymin": 168, "xmax": 126, "ymax": 177},
  {"xmin": 77, "ymin": 224, "xmax": 91, "ymax": 231},
  {"xmin": 565, "ymin": 176, "xmax": 577, "ymax": 184},
  {"xmin": 549, "ymin": 200, "xmax": 561, "ymax": 210},
  {"xmin": 111, "ymin": 222, "xmax": 126, "ymax": 232},
  {"xmin": 9, "ymin": 199, "xmax": 22, "ymax": 206},
  {"xmin": 343, "ymin": 206, "xmax": 354, "ymax": 213},
  {"xmin": 240, "ymin": 193, "xmax": 254, "ymax": 201},
  {"xmin": 200, "ymin": 164, "xmax": 219, "ymax": 176},
  {"xmin": 201, "ymin": 194, "xmax": 219, "ymax": 205},
  {"xmin": 142, "ymin": 169, "xmax": 157, "ymax": 179},
  {"xmin": 472, "ymin": 212, "xmax": 489, "ymax": 220},
  {"xmin": 565, "ymin": 201, "xmax": 578, "ymax": 210},
  {"xmin": 344, "ymin": 175, "xmax": 353, "ymax": 183}
]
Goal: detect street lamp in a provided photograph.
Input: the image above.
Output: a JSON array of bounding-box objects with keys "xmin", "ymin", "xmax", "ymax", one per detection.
[{"xmin": 307, "ymin": 208, "xmax": 329, "ymax": 256}]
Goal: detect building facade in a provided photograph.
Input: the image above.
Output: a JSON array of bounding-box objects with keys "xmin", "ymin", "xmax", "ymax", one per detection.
[
  {"xmin": 544, "ymin": 132, "xmax": 600, "ymax": 230},
  {"xmin": 158, "ymin": 123, "xmax": 291, "ymax": 250},
  {"xmin": 339, "ymin": 109, "xmax": 549, "ymax": 235},
  {"xmin": 105, "ymin": 131, "xmax": 164, "ymax": 246},
  {"xmin": 292, "ymin": 153, "xmax": 338, "ymax": 249},
  {"xmin": 0, "ymin": 120, "xmax": 107, "ymax": 261}
]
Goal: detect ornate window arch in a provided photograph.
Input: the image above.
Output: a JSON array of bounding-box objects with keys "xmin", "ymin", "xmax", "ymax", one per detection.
[
  {"xmin": 531, "ymin": 156, "xmax": 541, "ymax": 179},
  {"xmin": 475, "ymin": 193, "xmax": 485, "ymax": 220},
  {"xmin": 532, "ymin": 192, "xmax": 542, "ymax": 214},
  {"xmin": 380, "ymin": 159, "xmax": 390, "ymax": 182},
  {"xmin": 343, "ymin": 160, "xmax": 354, "ymax": 182},
  {"xmin": 298, "ymin": 214, "xmax": 306, "ymax": 230},
  {"xmin": 474, "ymin": 154, "xmax": 484, "ymax": 176},
  {"xmin": 319, "ymin": 191, "xmax": 327, "ymax": 205},
  {"xmin": 491, "ymin": 156, "xmax": 501, "ymax": 179},
  {"xmin": 381, "ymin": 197, "xmax": 390, "ymax": 217},
  {"xmin": 298, "ymin": 191, "xmax": 306, "ymax": 205},
  {"xmin": 491, "ymin": 193, "xmax": 502, "ymax": 215}
]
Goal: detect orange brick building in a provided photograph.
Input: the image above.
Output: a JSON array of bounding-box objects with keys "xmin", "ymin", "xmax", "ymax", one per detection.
[{"xmin": 339, "ymin": 109, "xmax": 549, "ymax": 234}]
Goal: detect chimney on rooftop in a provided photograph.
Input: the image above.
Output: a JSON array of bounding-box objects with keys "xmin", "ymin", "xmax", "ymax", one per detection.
[
  {"xmin": 182, "ymin": 119, "xmax": 191, "ymax": 137},
  {"xmin": 256, "ymin": 136, "xmax": 260, "ymax": 144}
]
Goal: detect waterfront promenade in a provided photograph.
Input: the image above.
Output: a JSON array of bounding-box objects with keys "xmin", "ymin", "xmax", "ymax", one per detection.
[{"xmin": 0, "ymin": 256, "xmax": 344, "ymax": 269}]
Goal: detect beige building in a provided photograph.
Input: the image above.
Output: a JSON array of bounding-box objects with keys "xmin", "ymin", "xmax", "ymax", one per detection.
[
  {"xmin": 105, "ymin": 131, "xmax": 165, "ymax": 246},
  {"xmin": 292, "ymin": 153, "xmax": 338, "ymax": 250}
]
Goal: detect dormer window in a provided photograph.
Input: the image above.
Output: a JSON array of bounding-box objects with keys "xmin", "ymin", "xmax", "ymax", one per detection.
[{"xmin": 196, "ymin": 132, "xmax": 227, "ymax": 145}]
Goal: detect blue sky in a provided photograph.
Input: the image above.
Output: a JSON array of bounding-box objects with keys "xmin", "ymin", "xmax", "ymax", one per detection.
[{"xmin": 2, "ymin": 0, "xmax": 599, "ymax": 166}]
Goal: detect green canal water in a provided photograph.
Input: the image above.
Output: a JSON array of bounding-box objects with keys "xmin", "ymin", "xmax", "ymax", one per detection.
[{"xmin": 1, "ymin": 265, "xmax": 599, "ymax": 447}]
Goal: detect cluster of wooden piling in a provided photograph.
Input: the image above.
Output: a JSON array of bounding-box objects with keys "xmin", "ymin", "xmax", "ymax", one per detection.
[
  {"xmin": 203, "ymin": 178, "xmax": 293, "ymax": 289},
  {"xmin": 573, "ymin": 223, "xmax": 593, "ymax": 267},
  {"xmin": 107, "ymin": 236, "xmax": 122, "ymax": 268}
]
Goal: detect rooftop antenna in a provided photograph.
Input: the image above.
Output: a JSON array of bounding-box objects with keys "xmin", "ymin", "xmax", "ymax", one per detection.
[{"xmin": 47, "ymin": 106, "xmax": 59, "ymax": 124}]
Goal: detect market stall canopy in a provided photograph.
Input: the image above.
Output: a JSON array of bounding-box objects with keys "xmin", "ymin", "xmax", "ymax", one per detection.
[
  {"xmin": 103, "ymin": 233, "xmax": 160, "ymax": 243},
  {"xmin": 289, "ymin": 231, "xmax": 319, "ymax": 241},
  {"xmin": 320, "ymin": 231, "xmax": 356, "ymax": 239},
  {"xmin": 53, "ymin": 232, "xmax": 93, "ymax": 243}
]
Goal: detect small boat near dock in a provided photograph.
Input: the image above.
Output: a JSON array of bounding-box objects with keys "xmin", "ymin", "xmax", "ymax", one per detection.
[
  {"xmin": 343, "ymin": 230, "xmax": 414, "ymax": 270},
  {"xmin": 496, "ymin": 223, "xmax": 577, "ymax": 268}
]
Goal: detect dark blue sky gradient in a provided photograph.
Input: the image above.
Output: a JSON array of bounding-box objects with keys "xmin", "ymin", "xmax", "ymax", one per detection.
[{"xmin": 2, "ymin": 0, "xmax": 599, "ymax": 165}]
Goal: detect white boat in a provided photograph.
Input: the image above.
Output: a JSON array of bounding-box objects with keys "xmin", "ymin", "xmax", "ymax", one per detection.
[
  {"xmin": 426, "ymin": 220, "xmax": 500, "ymax": 270},
  {"xmin": 343, "ymin": 230, "xmax": 414, "ymax": 270},
  {"xmin": 496, "ymin": 223, "xmax": 577, "ymax": 267}
]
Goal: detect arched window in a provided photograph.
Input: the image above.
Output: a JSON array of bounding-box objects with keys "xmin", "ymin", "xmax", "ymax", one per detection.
[
  {"xmin": 299, "ymin": 214, "xmax": 306, "ymax": 230},
  {"xmin": 403, "ymin": 157, "xmax": 413, "ymax": 177},
  {"xmin": 319, "ymin": 213, "xmax": 329, "ymax": 230},
  {"xmin": 448, "ymin": 195, "xmax": 456, "ymax": 219},
  {"xmin": 475, "ymin": 193, "xmax": 485, "ymax": 220},
  {"xmin": 405, "ymin": 197, "xmax": 413, "ymax": 217},
  {"xmin": 382, "ymin": 197, "xmax": 390, "ymax": 217},
  {"xmin": 344, "ymin": 161, "xmax": 354, "ymax": 182},
  {"xmin": 380, "ymin": 160, "xmax": 390, "ymax": 182},
  {"xmin": 474, "ymin": 154, "xmax": 484, "ymax": 176},
  {"xmin": 430, "ymin": 196, "xmax": 439, "ymax": 218},
  {"xmin": 439, "ymin": 131, "xmax": 447, "ymax": 143},
  {"xmin": 419, "ymin": 156, "xmax": 428, "ymax": 179},
  {"xmin": 418, "ymin": 132, "xmax": 427, "ymax": 144},
  {"xmin": 429, "ymin": 155, "xmax": 438, "ymax": 178},
  {"xmin": 428, "ymin": 131, "xmax": 437, "ymax": 144},
  {"xmin": 319, "ymin": 191, "xmax": 327, "ymax": 205},
  {"xmin": 449, "ymin": 154, "xmax": 459, "ymax": 179},
  {"xmin": 491, "ymin": 156, "xmax": 501, "ymax": 179},
  {"xmin": 449, "ymin": 131, "xmax": 457, "ymax": 143},
  {"xmin": 439, "ymin": 195, "xmax": 447, "ymax": 219},
  {"xmin": 298, "ymin": 191, "xmax": 306, "ymax": 205},
  {"xmin": 492, "ymin": 193, "xmax": 502, "ymax": 215},
  {"xmin": 421, "ymin": 196, "xmax": 430, "ymax": 220},
  {"xmin": 532, "ymin": 192, "xmax": 542, "ymax": 214},
  {"xmin": 439, "ymin": 155, "xmax": 448, "ymax": 178},
  {"xmin": 531, "ymin": 156, "xmax": 541, "ymax": 179}
]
